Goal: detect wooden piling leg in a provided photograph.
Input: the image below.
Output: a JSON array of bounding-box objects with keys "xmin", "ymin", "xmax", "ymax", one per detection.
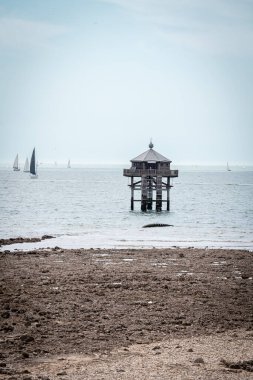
[
  {"xmin": 131, "ymin": 177, "xmax": 134, "ymax": 210},
  {"xmin": 147, "ymin": 200, "xmax": 152, "ymax": 210},
  {"xmin": 167, "ymin": 177, "xmax": 170, "ymax": 211},
  {"xmin": 147, "ymin": 177, "xmax": 153, "ymax": 210},
  {"xmin": 141, "ymin": 176, "xmax": 147, "ymax": 212},
  {"xmin": 141, "ymin": 201, "xmax": 147, "ymax": 212},
  {"xmin": 156, "ymin": 176, "xmax": 162, "ymax": 211}
]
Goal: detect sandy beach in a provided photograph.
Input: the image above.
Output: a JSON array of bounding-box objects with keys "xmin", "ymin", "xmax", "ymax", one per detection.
[{"xmin": 0, "ymin": 247, "xmax": 252, "ymax": 379}]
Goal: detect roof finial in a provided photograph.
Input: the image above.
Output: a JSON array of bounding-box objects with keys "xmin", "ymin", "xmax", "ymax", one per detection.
[{"xmin": 149, "ymin": 138, "xmax": 154, "ymax": 149}]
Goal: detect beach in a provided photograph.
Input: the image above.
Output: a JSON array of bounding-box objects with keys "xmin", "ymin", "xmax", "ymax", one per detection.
[{"xmin": 0, "ymin": 247, "xmax": 252, "ymax": 379}]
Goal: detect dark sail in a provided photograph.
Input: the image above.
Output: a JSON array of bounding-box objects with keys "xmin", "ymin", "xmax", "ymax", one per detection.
[{"xmin": 30, "ymin": 148, "xmax": 36, "ymax": 175}]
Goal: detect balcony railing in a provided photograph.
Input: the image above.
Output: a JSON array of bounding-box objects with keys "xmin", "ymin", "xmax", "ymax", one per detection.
[{"xmin": 123, "ymin": 168, "xmax": 178, "ymax": 177}]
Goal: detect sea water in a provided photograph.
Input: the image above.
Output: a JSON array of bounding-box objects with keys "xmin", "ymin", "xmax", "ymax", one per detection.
[{"xmin": 0, "ymin": 166, "xmax": 253, "ymax": 250}]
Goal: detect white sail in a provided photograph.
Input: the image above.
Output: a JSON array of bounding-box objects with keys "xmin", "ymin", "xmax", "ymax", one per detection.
[
  {"xmin": 23, "ymin": 157, "xmax": 30, "ymax": 172},
  {"xmin": 13, "ymin": 154, "xmax": 20, "ymax": 171},
  {"xmin": 227, "ymin": 162, "xmax": 231, "ymax": 171},
  {"xmin": 67, "ymin": 159, "xmax": 71, "ymax": 168}
]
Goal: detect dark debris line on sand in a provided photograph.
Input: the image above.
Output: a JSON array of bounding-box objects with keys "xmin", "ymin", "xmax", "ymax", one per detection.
[{"xmin": 221, "ymin": 359, "xmax": 253, "ymax": 372}]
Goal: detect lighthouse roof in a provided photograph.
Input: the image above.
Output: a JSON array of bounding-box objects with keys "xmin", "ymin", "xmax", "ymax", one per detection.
[{"xmin": 131, "ymin": 144, "xmax": 171, "ymax": 163}]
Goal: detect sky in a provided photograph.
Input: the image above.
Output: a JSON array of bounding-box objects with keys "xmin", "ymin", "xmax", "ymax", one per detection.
[{"xmin": 0, "ymin": 0, "xmax": 253, "ymax": 166}]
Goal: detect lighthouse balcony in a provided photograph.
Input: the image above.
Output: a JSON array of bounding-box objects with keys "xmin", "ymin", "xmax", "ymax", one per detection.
[{"xmin": 123, "ymin": 168, "xmax": 178, "ymax": 177}]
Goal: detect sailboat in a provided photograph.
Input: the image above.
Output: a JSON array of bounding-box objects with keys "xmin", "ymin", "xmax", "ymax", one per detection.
[
  {"xmin": 227, "ymin": 162, "xmax": 231, "ymax": 172},
  {"xmin": 30, "ymin": 148, "xmax": 38, "ymax": 178},
  {"xmin": 13, "ymin": 154, "xmax": 20, "ymax": 171},
  {"xmin": 67, "ymin": 159, "xmax": 71, "ymax": 168},
  {"xmin": 23, "ymin": 157, "xmax": 30, "ymax": 172}
]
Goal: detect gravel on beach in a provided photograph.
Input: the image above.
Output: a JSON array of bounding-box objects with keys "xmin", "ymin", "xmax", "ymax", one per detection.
[{"xmin": 0, "ymin": 247, "xmax": 252, "ymax": 379}]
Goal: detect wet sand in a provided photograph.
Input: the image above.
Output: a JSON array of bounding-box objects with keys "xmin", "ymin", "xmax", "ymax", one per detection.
[{"xmin": 0, "ymin": 247, "xmax": 252, "ymax": 379}]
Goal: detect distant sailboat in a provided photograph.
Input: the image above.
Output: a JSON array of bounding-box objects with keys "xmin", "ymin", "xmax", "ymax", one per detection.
[
  {"xmin": 227, "ymin": 162, "xmax": 231, "ymax": 172},
  {"xmin": 67, "ymin": 159, "xmax": 71, "ymax": 168},
  {"xmin": 30, "ymin": 148, "xmax": 38, "ymax": 178},
  {"xmin": 13, "ymin": 154, "xmax": 20, "ymax": 171},
  {"xmin": 23, "ymin": 157, "xmax": 30, "ymax": 172}
]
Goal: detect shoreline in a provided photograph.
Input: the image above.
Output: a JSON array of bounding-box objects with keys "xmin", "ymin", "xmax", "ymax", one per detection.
[
  {"xmin": 1, "ymin": 235, "xmax": 252, "ymax": 252},
  {"xmin": 0, "ymin": 235, "xmax": 54, "ymax": 248},
  {"xmin": 1, "ymin": 247, "xmax": 252, "ymax": 379}
]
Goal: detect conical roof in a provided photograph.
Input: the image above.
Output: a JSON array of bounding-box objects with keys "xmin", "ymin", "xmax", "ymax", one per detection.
[{"xmin": 131, "ymin": 144, "xmax": 171, "ymax": 163}]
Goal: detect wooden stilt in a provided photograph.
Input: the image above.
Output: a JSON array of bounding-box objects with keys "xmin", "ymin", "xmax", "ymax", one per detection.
[
  {"xmin": 141, "ymin": 176, "xmax": 147, "ymax": 212},
  {"xmin": 147, "ymin": 177, "xmax": 153, "ymax": 210},
  {"xmin": 167, "ymin": 177, "xmax": 170, "ymax": 211},
  {"xmin": 156, "ymin": 176, "xmax": 162, "ymax": 211},
  {"xmin": 131, "ymin": 177, "xmax": 134, "ymax": 210}
]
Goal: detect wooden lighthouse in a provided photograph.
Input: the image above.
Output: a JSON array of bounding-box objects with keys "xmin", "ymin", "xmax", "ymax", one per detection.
[{"xmin": 123, "ymin": 142, "xmax": 178, "ymax": 211}]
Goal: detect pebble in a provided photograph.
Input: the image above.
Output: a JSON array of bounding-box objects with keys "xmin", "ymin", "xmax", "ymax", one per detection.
[
  {"xmin": 194, "ymin": 357, "xmax": 205, "ymax": 364},
  {"xmin": 152, "ymin": 345, "xmax": 161, "ymax": 350},
  {"xmin": 1, "ymin": 311, "xmax": 10, "ymax": 318},
  {"xmin": 20, "ymin": 335, "xmax": 34, "ymax": 343}
]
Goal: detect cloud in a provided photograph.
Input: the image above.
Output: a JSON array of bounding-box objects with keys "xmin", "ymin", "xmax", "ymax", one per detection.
[
  {"xmin": 100, "ymin": 0, "xmax": 253, "ymax": 55},
  {"xmin": 0, "ymin": 17, "xmax": 67, "ymax": 49}
]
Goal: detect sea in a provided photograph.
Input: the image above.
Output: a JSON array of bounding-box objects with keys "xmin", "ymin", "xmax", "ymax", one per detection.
[{"xmin": 0, "ymin": 166, "xmax": 253, "ymax": 251}]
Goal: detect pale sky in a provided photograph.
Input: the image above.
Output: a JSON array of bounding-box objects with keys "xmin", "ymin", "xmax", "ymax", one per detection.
[{"xmin": 0, "ymin": 0, "xmax": 253, "ymax": 165}]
